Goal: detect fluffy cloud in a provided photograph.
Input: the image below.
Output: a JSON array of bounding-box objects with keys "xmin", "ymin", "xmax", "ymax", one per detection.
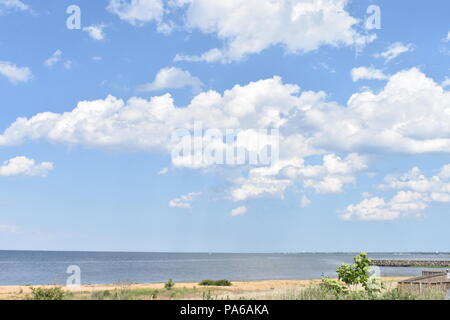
[
  {"xmin": 0, "ymin": 156, "xmax": 53, "ymax": 177},
  {"xmin": 281, "ymin": 153, "xmax": 368, "ymax": 194},
  {"xmin": 342, "ymin": 164, "xmax": 450, "ymax": 221},
  {"xmin": 229, "ymin": 153, "xmax": 367, "ymax": 201},
  {"xmin": 375, "ymin": 42, "xmax": 413, "ymax": 63},
  {"xmin": 351, "ymin": 67, "xmax": 388, "ymax": 82},
  {"xmin": 1, "ymin": 68, "xmax": 449, "ymax": 203},
  {"xmin": 138, "ymin": 67, "xmax": 203, "ymax": 92},
  {"xmin": 341, "ymin": 197, "xmax": 401, "ymax": 221},
  {"xmin": 107, "ymin": 0, "xmax": 164, "ymax": 26},
  {"xmin": 4, "ymin": 70, "xmax": 445, "ymax": 157},
  {"xmin": 0, "ymin": 61, "xmax": 32, "ymax": 84},
  {"xmin": 1, "ymin": 68, "xmax": 449, "ymax": 157},
  {"xmin": 169, "ymin": 192, "xmax": 202, "ymax": 208},
  {"xmin": 300, "ymin": 68, "xmax": 450, "ymax": 154},
  {"xmin": 0, "ymin": 76, "xmax": 299, "ymax": 151},
  {"xmin": 230, "ymin": 174, "xmax": 292, "ymax": 202},
  {"xmin": 174, "ymin": 0, "xmax": 374, "ymax": 63},
  {"xmin": 230, "ymin": 206, "xmax": 247, "ymax": 216},
  {"xmin": 83, "ymin": 24, "xmax": 106, "ymax": 41}
]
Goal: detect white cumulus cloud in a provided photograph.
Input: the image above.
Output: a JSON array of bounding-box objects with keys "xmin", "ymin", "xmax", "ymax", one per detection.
[
  {"xmin": 351, "ymin": 67, "xmax": 388, "ymax": 82},
  {"xmin": 174, "ymin": 0, "xmax": 375, "ymax": 63},
  {"xmin": 0, "ymin": 156, "xmax": 53, "ymax": 177},
  {"xmin": 0, "ymin": 69, "xmax": 449, "ymax": 204},
  {"xmin": 342, "ymin": 163, "xmax": 450, "ymax": 221},
  {"xmin": 138, "ymin": 67, "xmax": 203, "ymax": 92},
  {"xmin": 83, "ymin": 24, "xmax": 106, "ymax": 41},
  {"xmin": 0, "ymin": 69, "xmax": 449, "ymax": 157},
  {"xmin": 107, "ymin": 0, "xmax": 164, "ymax": 26},
  {"xmin": 0, "ymin": 61, "xmax": 32, "ymax": 84}
]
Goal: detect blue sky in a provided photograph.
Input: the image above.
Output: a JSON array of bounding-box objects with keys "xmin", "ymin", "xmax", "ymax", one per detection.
[{"xmin": 0, "ymin": 0, "xmax": 449, "ymax": 252}]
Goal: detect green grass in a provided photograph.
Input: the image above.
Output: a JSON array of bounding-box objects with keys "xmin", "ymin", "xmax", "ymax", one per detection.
[
  {"xmin": 199, "ymin": 280, "xmax": 232, "ymax": 286},
  {"xmin": 88, "ymin": 286, "xmax": 219, "ymax": 300},
  {"xmin": 28, "ymin": 287, "xmax": 67, "ymax": 300},
  {"xmin": 278, "ymin": 286, "xmax": 446, "ymax": 300}
]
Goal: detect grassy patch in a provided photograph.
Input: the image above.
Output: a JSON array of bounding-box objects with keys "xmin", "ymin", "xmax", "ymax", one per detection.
[
  {"xmin": 88, "ymin": 286, "xmax": 219, "ymax": 300},
  {"xmin": 199, "ymin": 280, "xmax": 232, "ymax": 286},
  {"xmin": 278, "ymin": 286, "xmax": 446, "ymax": 300},
  {"xmin": 29, "ymin": 287, "xmax": 67, "ymax": 300}
]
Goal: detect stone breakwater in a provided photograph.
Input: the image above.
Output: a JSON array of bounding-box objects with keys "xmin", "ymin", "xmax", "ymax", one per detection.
[{"xmin": 370, "ymin": 259, "xmax": 450, "ymax": 267}]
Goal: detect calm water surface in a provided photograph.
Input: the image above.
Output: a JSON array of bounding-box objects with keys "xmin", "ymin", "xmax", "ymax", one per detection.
[{"xmin": 0, "ymin": 251, "xmax": 449, "ymax": 285}]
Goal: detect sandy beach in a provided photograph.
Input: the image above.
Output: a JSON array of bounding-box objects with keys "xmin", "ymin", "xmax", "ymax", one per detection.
[{"xmin": 0, "ymin": 277, "xmax": 409, "ymax": 300}]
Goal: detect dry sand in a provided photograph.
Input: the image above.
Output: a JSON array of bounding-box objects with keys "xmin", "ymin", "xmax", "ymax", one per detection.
[{"xmin": 0, "ymin": 277, "xmax": 408, "ymax": 300}]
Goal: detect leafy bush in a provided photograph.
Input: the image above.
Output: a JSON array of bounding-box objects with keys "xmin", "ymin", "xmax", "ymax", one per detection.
[
  {"xmin": 336, "ymin": 252, "xmax": 372, "ymax": 290},
  {"xmin": 199, "ymin": 280, "xmax": 232, "ymax": 286},
  {"xmin": 30, "ymin": 287, "xmax": 66, "ymax": 300},
  {"xmin": 322, "ymin": 252, "xmax": 385, "ymax": 299},
  {"xmin": 319, "ymin": 278, "xmax": 348, "ymax": 298},
  {"xmin": 365, "ymin": 277, "xmax": 385, "ymax": 297},
  {"xmin": 164, "ymin": 278, "xmax": 175, "ymax": 290}
]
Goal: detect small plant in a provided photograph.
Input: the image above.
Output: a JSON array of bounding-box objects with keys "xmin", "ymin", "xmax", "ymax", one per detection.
[
  {"xmin": 199, "ymin": 280, "xmax": 232, "ymax": 286},
  {"xmin": 165, "ymin": 278, "xmax": 175, "ymax": 290},
  {"xmin": 320, "ymin": 278, "xmax": 348, "ymax": 298},
  {"xmin": 336, "ymin": 252, "xmax": 372, "ymax": 291},
  {"xmin": 365, "ymin": 277, "xmax": 385, "ymax": 297},
  {"xmin": 30, "ymin": 287, "xmax": 66, "ymax": 300}
]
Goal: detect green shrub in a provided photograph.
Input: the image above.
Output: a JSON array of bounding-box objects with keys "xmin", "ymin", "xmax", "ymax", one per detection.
[
  {"xmin": 337, "ymin": 252, "xmax": 371, "ymax": 290},
  {"xmin": 164, "ymin": 278, "xmax": 175, "ymax": 290},
  {"xmin": 30, "ymin": 287, "xmax": 66, "ymax": 300},
  {"xmin": 365, "ymin": 277, "xmax": 385, "ymax": 297},
  {"xmin": 199, "ymin": 280, "xmax": 232, "ymax": 286},
  {"xmin": 319, "ymin": 278, "xmax": 348, "ymax": 298}
]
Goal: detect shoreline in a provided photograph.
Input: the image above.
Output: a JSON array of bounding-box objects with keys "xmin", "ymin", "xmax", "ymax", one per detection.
[{"xmin": 0, "ymin": 277, "xmax": 409, "ymax": 300}]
